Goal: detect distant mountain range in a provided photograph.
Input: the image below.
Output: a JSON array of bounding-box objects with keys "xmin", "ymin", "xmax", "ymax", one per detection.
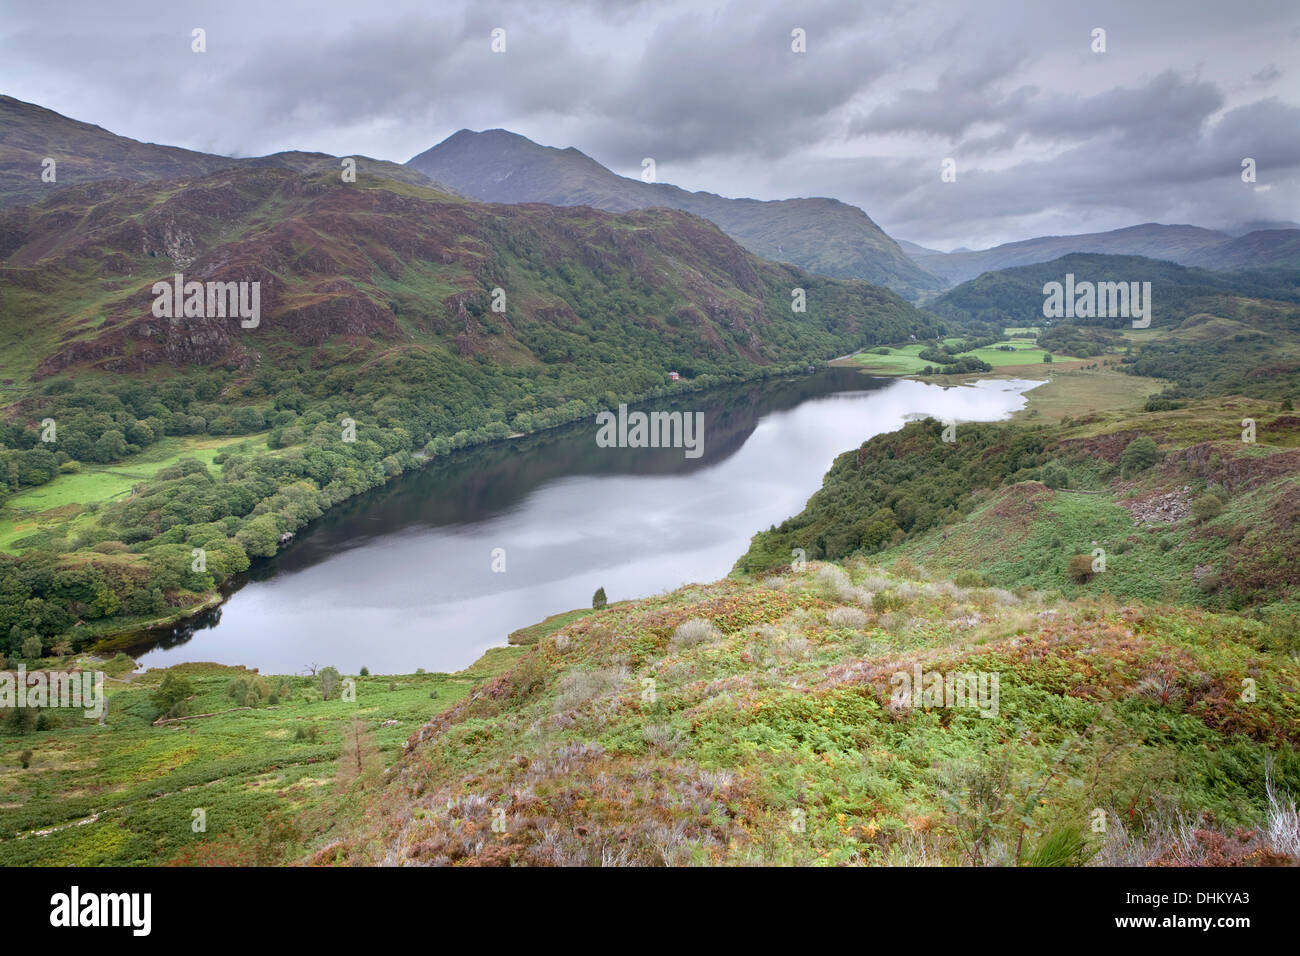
[
  {"xmin": 899, "ymin": 222, "xmax": 1300, "ymax": 285},
  {"xmin": 408, "ymin": 129, "xmax": 944, "ymax": 300},
  {"xmin": 3, "ymin": 93, "xmax": 1296, "ymax": 311},
  {"xmin": 929, "ymin": 252, "xmax": 1300, "ymax": 329}
]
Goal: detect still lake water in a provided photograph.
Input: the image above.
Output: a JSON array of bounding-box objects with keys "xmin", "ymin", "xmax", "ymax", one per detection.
[{"xmin": 127, "ymin": 370, "xmax": 1042, "ymax": 674}]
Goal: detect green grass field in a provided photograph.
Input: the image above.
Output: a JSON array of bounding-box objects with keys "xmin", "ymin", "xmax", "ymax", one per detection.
[
  {"xmin": 965, "ymin": 342, "xmax": 1052, "ymax": 366},
  {"xmin": 846, "ymin": 344, "xmax": 934, "ymax": 373},
  {"xmin": 847, "ymin": 340, "xmax": 1055, "ymax": 374}
]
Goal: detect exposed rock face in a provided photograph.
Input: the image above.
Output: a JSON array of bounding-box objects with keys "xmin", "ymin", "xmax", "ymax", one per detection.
[
  {"xmin": 1060, "ymin": 430, "xmax": 1145, "ymax": 464},
  {"xmin": 1176, "ymin": 441, "xmax": 1300, "ymax": 493}
]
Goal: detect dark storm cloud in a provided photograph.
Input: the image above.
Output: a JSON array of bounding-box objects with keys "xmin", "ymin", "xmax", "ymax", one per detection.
[{"xmin": 1, "ymin": 0, "xmax": 1297, "ymax": 248}]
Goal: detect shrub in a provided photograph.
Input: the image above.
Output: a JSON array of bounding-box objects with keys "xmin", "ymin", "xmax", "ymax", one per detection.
[
  {"xmin": 1145, "ymin": 396, "xmax": 1183, "ymax": 412},
  {"xmin": 226, "ymin": 678, "xmax": 250, "ymax": 705},
  {"xmin": 642, "ymin": 724, "xmax": 683, "ymax": 754},
  {"xmin": 1067, "ymin": 554, "xmax": 1095, "ymax": 584},
  {"xmin": 1192, "ymin": 494, "xmax": 1224, "ymax": 522},
  {"xmin": 227, "ymin": 676, "xmax": 268, "ymax": 707},
  {"xmin": 826, "ymin": 606, "xmax": 868, "ymax": 629},
  {"xmin": 1039, "ymin": 463, "xmax": 1070, "ymax": 489},
  {"xmin": 19, "ymin": 749, "xmax": 32, "ymax": 769},
  {"xmin": 1119, "ymin": 436, "xmax": 1161, "ymax": 478},
  {"xmin": 359, "ymin": 666, "xmax": 369, "ymax": 677},
  {"xmin": 872, "ymin": 590, "xmax": 906, "ymax": 613},
  {"xmin": 5, "ymin": 707, "xmax": 36, "ymax": 735},
  {"xmin": 592, "ymin": 587, "xmax": 607, "ymax": 610},
  {"xmin": 773, "ymin": 634, "xmax": 811, "ymax": 661},
  {"xmin": 151, "ymin": 672, "xmax": 194, "ymax": 719},
  {"xmin": 670, "ymin": 619, "xmax": 720, "ymax": 649},
  {"xmin": 953, "ymin": 570, "xmax": 987, "ymax": 588},
  {"xmin": 893, "ymin": 557, "xmax": 922, "ymax": 578},
  {"xmin": 555, "ymin": 666, "xmax": 630, "ymax": 709},
  {"xmin": 815, "ymin": 564, "xmax": 850, "ymax": 595}
]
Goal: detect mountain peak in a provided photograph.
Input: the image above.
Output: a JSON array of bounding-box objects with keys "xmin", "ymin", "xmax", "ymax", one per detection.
[{"xmin": 406, "ymin": 130, "xmax": 942, "ymax": 298}]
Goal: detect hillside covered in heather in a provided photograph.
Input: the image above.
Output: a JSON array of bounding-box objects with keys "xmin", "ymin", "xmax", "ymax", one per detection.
[{"xmin": 306, "ymin": 558, "xmax": 1299, "ymax": 867}]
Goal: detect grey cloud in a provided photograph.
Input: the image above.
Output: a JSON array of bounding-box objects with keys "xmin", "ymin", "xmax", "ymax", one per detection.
[
  {"xmin": 1253, "ymin": 64, "xmax": 1281, "ymax": 85},
  {"xmin": 0, "ymin": 0, "xmax": 1296, "ymax": 249}
]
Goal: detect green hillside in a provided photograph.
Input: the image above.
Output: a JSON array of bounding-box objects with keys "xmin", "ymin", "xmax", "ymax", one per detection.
[{"xmin": 737, "ymin": 401, "xmax": 1300, "ymax": 616}]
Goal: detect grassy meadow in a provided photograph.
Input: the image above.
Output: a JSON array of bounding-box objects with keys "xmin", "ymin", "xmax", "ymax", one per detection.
[{"xmin": 844, "ymin": 332, "xmax": 1055, "ymax": 375}]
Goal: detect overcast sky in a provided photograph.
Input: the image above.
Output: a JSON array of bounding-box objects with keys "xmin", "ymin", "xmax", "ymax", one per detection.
[{"xmin": 3, "ymin": 0, "xmax": 1297, "ymax": 249}]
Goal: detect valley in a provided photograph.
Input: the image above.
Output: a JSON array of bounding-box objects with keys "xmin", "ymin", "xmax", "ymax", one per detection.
[{"xmin": 1, "ymin": 85, "xmax": 1297, "ymax": 872}]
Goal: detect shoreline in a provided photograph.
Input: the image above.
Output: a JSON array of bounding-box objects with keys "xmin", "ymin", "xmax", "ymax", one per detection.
[{"xmin": 76, "ymin": 360, "xmax": 834, "ymax": 657}]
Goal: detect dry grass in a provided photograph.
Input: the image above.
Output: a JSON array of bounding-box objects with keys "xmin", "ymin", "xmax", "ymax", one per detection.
[{"xmin": 669, "ymin": 618, "xmax": 721, "ymax": 650}]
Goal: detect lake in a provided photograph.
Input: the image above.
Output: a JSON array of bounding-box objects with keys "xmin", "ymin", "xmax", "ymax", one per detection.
[{"xmin": 125, "ymin": 369, "xmax": 1043, "ymax": 674}]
